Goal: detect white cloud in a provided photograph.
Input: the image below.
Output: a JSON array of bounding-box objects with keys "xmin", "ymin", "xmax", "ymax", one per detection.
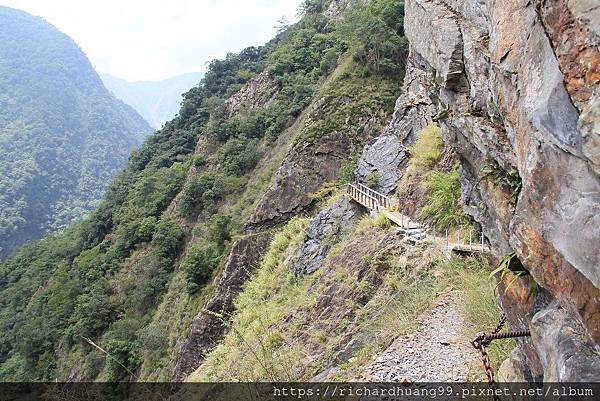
[{"xmin": 0, "ymin": 0, "xmax": 301, "ymax": 80}]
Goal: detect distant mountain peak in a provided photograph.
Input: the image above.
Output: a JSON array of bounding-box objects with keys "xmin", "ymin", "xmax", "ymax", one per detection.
[{"xmin": 100, "ymin": 71, "xmax": 205, "ymax": 129}]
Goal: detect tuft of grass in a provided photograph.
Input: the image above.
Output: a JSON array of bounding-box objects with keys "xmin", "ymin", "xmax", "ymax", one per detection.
[
  {"xmin": 372, "ymin": 213, "xmax": 391, "ymax": 228},
  {"xmin": 421, "ymin": 170, "xmax": 470, "ymax": 230},
  {"xmin": 406, "ymin": 124, "xmax": 443, "ymax": 175},
  {"xmin": 365, "ymin": 171, "xmax": 381, "ymax": 189},
  {"xmin": 444, "ymin": 257, "xmax": 515, "ymax": 370}
]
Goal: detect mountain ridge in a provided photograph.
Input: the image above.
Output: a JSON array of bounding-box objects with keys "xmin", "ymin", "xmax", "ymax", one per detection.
[{"xmin": 100, "ymin": 72, "xmax": 205, "ymax": 129}]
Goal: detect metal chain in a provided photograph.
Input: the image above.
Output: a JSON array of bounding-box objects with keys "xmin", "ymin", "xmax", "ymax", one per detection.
[
  {"xmin": 472, "ymin": 333, "xmax": 499, "ymax": 400},
  {"xmin": 491, "ymin": 313, "xmax": 507, "ymax": 335},
  {"xmin": 472, "ymin": 312, "xmax": 530, "ymax": 401}
]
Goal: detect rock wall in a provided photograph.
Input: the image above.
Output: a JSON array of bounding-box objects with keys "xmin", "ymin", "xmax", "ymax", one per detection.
[
  {"xmin": 398, "ymin": 0, "xmax": 600, "ymax": 381},
  {"xmin": 291, "ymin": 196, "xmax": 362, "ymax": 275},
  {"xmin": 246, "ymin": 131, "xmax": 352, "ymax": 231}
]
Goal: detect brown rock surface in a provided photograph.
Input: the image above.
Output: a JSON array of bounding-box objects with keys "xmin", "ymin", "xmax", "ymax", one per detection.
[
  {"xmin": 225, "ymin": 71, "xmax": 277, "ymax": 117},
  {"xmin": 246, "ymin": 131, "xmax": 352, "ymax": 231}
]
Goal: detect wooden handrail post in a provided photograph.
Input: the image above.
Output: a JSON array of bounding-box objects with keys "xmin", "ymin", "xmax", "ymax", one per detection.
[
  {"xmin": 446, "ymin": 229, "xmax": 448, "ymax": 250},
  {"xmin": 469, "ymin": 229, "xmax": 472, "ymax": 251}
]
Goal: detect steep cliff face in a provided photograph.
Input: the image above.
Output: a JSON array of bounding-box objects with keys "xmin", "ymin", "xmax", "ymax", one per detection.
[{"xmin": 397, "ymin": 0, "xmax": 600, "ymax": 381}]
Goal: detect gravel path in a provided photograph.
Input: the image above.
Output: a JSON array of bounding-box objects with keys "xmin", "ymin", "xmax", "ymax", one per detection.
[{"xmin": 363, "ymin": 290, "xmax": 483, "ymax": 382}]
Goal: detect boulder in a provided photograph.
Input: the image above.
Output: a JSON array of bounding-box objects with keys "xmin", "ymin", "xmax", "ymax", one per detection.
[{"xmin": 530, "ymin": 301, "xmax": 600, "ymax": 382}]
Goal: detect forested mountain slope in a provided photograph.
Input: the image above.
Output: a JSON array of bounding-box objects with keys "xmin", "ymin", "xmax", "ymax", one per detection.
[
  {"xmin": 101, "ymin": 72, "xmax": 205, "ymax": 129},
  {"xmin": 0, "ymin": 6, "xmax": 152, "ymax": 258},
  {"xmin": 0, "ymin": 0, "xmax": 405, "ymax": 381}
]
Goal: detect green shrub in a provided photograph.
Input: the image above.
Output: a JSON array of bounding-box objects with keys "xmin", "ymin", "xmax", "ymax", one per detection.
[
  {"xmin": 103, "ymin": 339, "xmax": 140, "ymax": 382},
  {"xmin": 0, "ymin": 354, "xmax": 28, "ymax": 381},
  {"xmin": 365, "ymin": 171, "xmax": 381, "ymax": 189},
  {"xmin": 152, "ymin": 219, "xmax": 185, "ymax": 258},
  {"xmin": 180, "ymin": 244, "xmax": 221, "ymax": 294},
  {"xmin": 179, "ymin": 174, "xmax": 224, "ymax": 215},
  {"xmin": 193, "ymin": 155, "xmax": 207, "ymax": 167},
  {"xmin": 207, "ymin": 214, "xmax": 232, "ymax": 251},
  {"xmin": 337, "ymin": 160, "xmax": 356, "ymax": 185},
  {"xmin": 70, "ymin": 281, "xmax": 114, "ymax": 339},
  {"xmin": 335, "ymin": 0, "xmax": 407, "ymax": 75},
  {"xmin": 219, "ymin": 137, "xmax": 259, "ymax": 176},
  {"xmin": 137, "ymin": 216, "xmax": 157, "ymax": 242}
]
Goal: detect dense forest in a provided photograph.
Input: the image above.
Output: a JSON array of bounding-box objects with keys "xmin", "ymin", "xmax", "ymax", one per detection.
[
  {"xmin": 0, "ymin": 0, "xmax": 407, "ymax": 381},
  {"xmin": 0, "ymin": 6, "xmax": 152, "ymax": 258}
]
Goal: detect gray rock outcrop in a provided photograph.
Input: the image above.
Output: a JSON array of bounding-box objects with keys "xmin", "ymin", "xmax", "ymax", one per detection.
[
  {"xmin": 291, "ymin": 197, "xmax": 362, "ymax": 275},
  {"xmin": 356, "ymin": 134, "xmax": 407, "ymax": 195},
  {"xmin": 383, "ymin": 0, "xmax": 600, "ymax": 381},
  {"xmin": 530, "ymin": 301, "xmax": 600, "ymax": 382},
  {"xmin": 225, "ymin": 71, "xmax": 277, "ymax": 117}
]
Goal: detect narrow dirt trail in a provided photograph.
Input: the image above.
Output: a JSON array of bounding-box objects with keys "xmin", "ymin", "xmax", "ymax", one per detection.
[{"xmin": 363, "ymin": 291, "xmax": 484, "ymax": 382}]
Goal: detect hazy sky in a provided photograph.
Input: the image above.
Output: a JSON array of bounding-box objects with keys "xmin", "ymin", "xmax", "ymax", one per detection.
[{"xmin": 1, "ymin": 0, "xmax": 301, "ymax": 81}]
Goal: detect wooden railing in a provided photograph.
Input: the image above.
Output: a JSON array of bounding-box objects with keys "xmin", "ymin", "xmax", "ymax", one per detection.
[{"xmin": 346, "ymin": 182, "xmax": 392, "ymax": 211}]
